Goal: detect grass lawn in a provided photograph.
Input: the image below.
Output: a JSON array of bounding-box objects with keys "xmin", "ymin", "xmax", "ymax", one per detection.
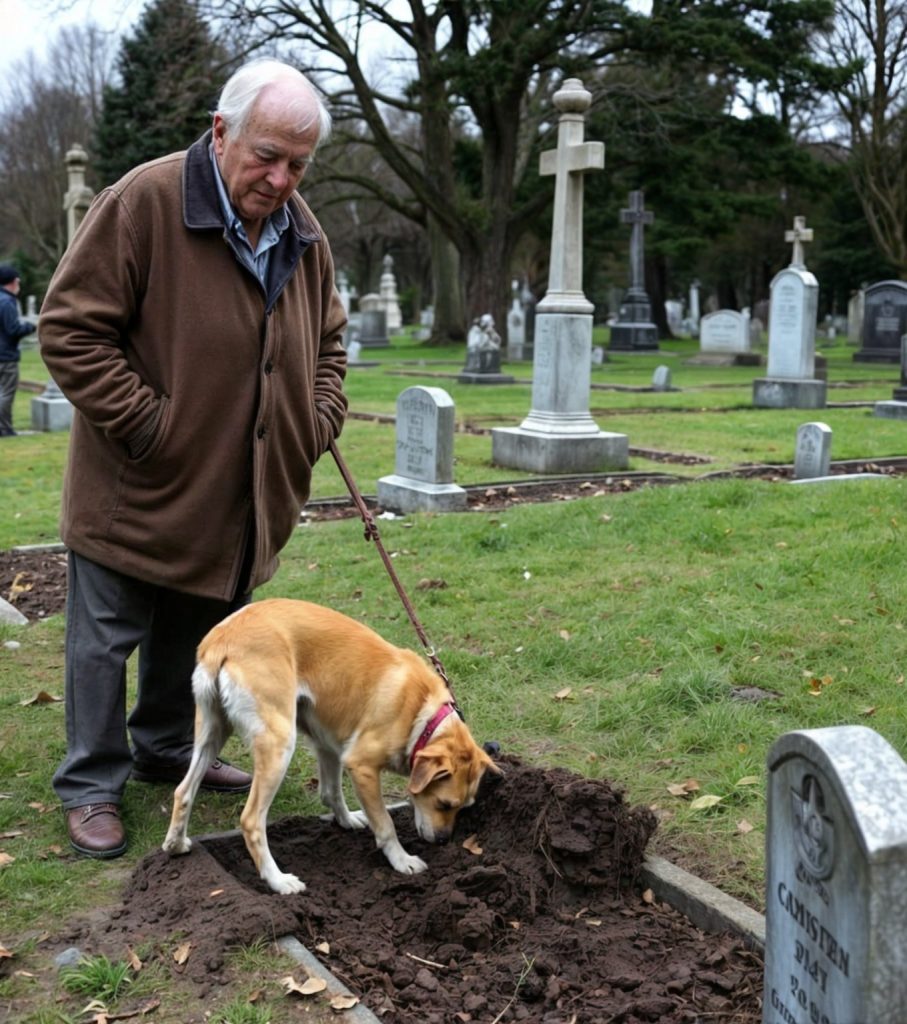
[{"xmin": 2, "ymin": 329, "xmax": 907, "ymax": 1021}]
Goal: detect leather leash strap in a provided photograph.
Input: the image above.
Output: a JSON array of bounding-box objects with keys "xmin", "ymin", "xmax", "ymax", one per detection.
[{"xmin": 329, "ymin": 439, "xmax": 461, "ymax": 714}]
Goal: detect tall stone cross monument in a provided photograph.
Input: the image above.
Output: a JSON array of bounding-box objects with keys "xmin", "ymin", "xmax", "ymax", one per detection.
[
  {"xmin": 492, "ymin": 78, "xmax": 629, "ymax": 472},
  {"xmin": 609, "ymin": 190, "xmax": 659, "ymax": 350},
  {"xmin": 64, "ymin": 144, "xmax": 94, "ymax": 247},
  {"xmin": 785, "ymin": 215, "xmax": 813, "ymax": 269}
]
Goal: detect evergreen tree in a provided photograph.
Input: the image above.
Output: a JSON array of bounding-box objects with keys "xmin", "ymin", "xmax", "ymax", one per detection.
[{"xmin": 94, "ymin": 0, "xmax": 228, "ymax": 186}]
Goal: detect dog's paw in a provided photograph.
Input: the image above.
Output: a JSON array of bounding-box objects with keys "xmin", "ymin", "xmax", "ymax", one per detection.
[
  {"xmin": 264, "ymin": 870, "xmax": 307, "ymax": 895},
  {"xmin": 387, "ymin": 849, "xmax": 428, "ymax": 875},
  {"xmin": 320, "ymin": 809, "xmax": 368, "ymax": 830},
  {"xmin": 162, "ymin": 834, "xmax": 192, "ymax": 856}
]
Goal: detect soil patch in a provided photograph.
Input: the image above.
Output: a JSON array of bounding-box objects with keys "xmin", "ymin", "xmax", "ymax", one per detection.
[
  {"xmin": 0, "ymin": 548, "xmax": 67, "ymax": 620},
  {"xmin": 72, "ymin": 756, "xmax": 763, "ymax": 1022}
]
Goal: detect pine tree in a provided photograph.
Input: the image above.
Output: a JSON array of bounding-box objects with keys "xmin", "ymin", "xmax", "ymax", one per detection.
[{"xmin": 94, "ymin": 0, "xmax": 228, "ymax": 186}]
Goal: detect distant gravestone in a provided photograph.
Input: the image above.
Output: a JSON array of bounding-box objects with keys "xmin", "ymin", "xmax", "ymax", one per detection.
[
  {"xmin": 337, "ymin": 271, "xmax": 351, "ymax": 315},
  {"xmin": 359, "ymin": 308, "xmax": 389, "ymax": 349},
  {"xmin": 460, "ymin": 315, "xmax": 515, "ymax": 384},
  {"xmin": 609, "ymin": 190, "xmax": 659, "ymax": 351},
  {"xmin": 507, "ymin": 280, "xmax": 527, "ymax": 361},
  {"xmin": 378, "ymin": 254, "xmax": 403, "ymax": 331},
  {"xmin": 346, "ymin": 339, "xmax": 362, "ymax": 364},
  {"xmin": 31, "ymin": 378, "xmax": 73, "ymax": 432},
  {"xmin": 753, "ymin": 217, "xmax": 826, "ymax": 409},
  {"xmin": 688, "ymin": 280, "xmax": 701, "ymax": 337},
  {"xmin": 793, "ymin": 421, "xmax": 831, "ymax": 480},
  {"xmin": 700, "ymin": 310, "xmax": 749, "ymax": 354},
  {"xmin": 416, "ymin": 306, "xmax": 434, "ymax": 342},
  {"xmin": 376, "ymin": 386, "xmax": 467, "ymax": 513},
  {"xmin": 651, "ymin": 365, "xmax": 672, "ymax": 391},
  {"xmin": 764, "ymin": 726, "xmax": 907, "ymax": 1024},
  {"xmin": 847, "ymin": 289, "xmax": 864, "ymax": 345},
  {"xmin": 854, "ymin": 280, "xmax": 907, "ymax": 363},
  {"xmin": 873, "ymin": 334, "xmax": 907, "ymax": 420}
]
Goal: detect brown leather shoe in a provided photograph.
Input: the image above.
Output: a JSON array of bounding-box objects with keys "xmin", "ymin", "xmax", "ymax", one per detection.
[
  {"xmin": 131, "ymin": 758, "xmax": 252, "ymax": 793},
  {"xmin": 66, "ymin": 803, "xmax": 127, "ymax": 859}
]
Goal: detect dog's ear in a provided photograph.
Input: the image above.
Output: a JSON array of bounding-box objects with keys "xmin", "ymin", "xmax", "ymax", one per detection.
[{"xmin": 409, "ymin": 751, "xmax": 452, "ymax": 795}]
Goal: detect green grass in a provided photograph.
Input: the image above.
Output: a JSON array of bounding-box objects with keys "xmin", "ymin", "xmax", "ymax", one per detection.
[{"xmin": 3, "ymin": 330, "xmax": 907, "ymax": 1019}]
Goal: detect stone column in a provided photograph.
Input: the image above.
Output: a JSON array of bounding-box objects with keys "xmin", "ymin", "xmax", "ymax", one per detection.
[
  {"xmin": 64, "ymin": 144, "xmax": 94, "ymax": 247},
  {"xmin": 608, "ymin": 190, "xmax": 659, "ymax": 351}
]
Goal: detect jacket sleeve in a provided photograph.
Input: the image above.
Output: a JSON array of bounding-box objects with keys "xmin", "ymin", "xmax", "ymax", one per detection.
[
  {"xmin": 0, "ymin": 301, "xmax": 35, "ymax": 342},
  {"xmin": 38, "ymin": 189, "xmax": 163, "ymax": 457},
  {"xmin": 313, "ymin": 241, "xmax": 348, "ymax": 452}
]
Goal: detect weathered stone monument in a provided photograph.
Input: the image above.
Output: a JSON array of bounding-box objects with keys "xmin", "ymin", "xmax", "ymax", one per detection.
[
  {"xmin": 853, "ymin": 280, "xmax": 907, "ymax": 363},
  {"xmin": 491, "ymin": 78, "xmax": 628, "ymax": 472},
  {"xmin": 688, "ymin": 279, "xmax": 701, "ymax": 337},
  {"xmin": 608, "ymin": 190, "xmax": 659, "ymax": 351},
  {"xmin": 792, "ymin": 421, "xmax": 831, "ymax": 480},
  {"xmin": 764, "ymin": 726, "xmax": 907, "ymax": 1023},
  {"xmin": 847, "ymin": 288, "xmax": 864, "ymax": 345},
  {"xmin": 651, "ymin": 365, "xmax": 672, "ymax": 392},
  {"xmin": 377, "ymin": 386, "xmax": 467, "ymax": 513},
  {"xmin": 357, "ymin": 295, "xmax": 390, "ymax": 349},
  {"xmin": 459, "ymin": 314, "xmax": 514, "ymax": 384},
  {"xmin": 378, "ymin": 254, "xmax": 403, "ymax": 332},
  {"xmin": 507, "ymin": 280, "xmax": 527, "ymax": 361},
  {"xmin": 752, "ymin": 216, "xmax": 826, "ymax": 410},
  {"xmin": 699, "ymin": 309, "xmax": 750, "ymax": 355}
]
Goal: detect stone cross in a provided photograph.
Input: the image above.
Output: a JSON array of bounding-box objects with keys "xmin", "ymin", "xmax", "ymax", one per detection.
[
  {"xmin": 620, "ymin": 190, "xmax": 654, "ymax": 293},
  {"xmin": 538, "ymin": 78, "xmax": 604, "ymax": 309},
  {"xmin": 785, "ymin": 215, "xmax": 813, "ymax": 269},
  {"xmin": 64, "ymin": 144, "xmax": 94, "ymax": 248}
]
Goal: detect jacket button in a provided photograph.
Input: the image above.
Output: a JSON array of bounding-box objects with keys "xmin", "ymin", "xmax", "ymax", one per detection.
[{"xmin": 257, "ymin": 425, "xmax": 267, "ymax": 439}]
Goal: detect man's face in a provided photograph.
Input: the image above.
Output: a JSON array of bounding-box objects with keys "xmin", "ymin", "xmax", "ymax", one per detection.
[{"xmin": 213, "ymin": 87, "xmax": 318, "ymax": 232}]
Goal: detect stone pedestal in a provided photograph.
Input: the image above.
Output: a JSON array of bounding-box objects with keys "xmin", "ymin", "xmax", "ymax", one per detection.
[
  {"xmin": 609, "ymin": 289, "xmax": 659, "ymax": 351},
  {"xmin": 359, "ymin": 309, "xmax": 389, "ymax": 348},
  {"xmin": 873, "ymin": 400, "xmax": 907, "ymax": 420},
  {"xmin": 752, "ymin": 378, "xmax": 826, "ymax": 409},
  {"xmin": 31, "ymin": 381, "xmax": 73, "ymax": 431},
  {"xmin": 492, "ymin": 312, "xmax": 628, "ymax": 472}
]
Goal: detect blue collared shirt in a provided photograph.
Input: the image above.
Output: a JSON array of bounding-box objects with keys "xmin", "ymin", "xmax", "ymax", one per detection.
[{"xmin": 210, "ymin": 146, "xmax": 290, "ymax": 286}]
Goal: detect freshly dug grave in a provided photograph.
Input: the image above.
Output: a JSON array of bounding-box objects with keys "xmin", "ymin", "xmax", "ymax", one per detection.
[{"xmin": 81, "ymin": 756, "xmax": 763, "ymax": 1022}]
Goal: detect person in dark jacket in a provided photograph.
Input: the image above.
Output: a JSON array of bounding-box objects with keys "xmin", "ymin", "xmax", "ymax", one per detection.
[
  {"xmin": 0, "ymin": 264, "xmax": 37, "ymax": 436},
  {"xmin": 39, "ymin": 59, "xmax": 348, "ymax": 859}
]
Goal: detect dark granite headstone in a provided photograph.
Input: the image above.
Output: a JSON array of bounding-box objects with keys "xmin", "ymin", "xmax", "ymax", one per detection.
[{"xmin": 853, "ymin": 280, "xmax": 907, "ymax": 363}]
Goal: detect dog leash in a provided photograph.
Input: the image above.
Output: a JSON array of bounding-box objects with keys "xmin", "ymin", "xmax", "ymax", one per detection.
[{"xmin": 328, "ymin": 438, "xmax": 462, "ymax": 718}]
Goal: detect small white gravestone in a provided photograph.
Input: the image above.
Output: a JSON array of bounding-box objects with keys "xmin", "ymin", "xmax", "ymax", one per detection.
[
  {"xmin": 507, "ymin": 280, "xmax": 527, "ymax": 360},
  {"xmin": 378, "ymin": 254, "xmax": 403, "ymax": 331},
  {"xmin": 31, "ymin": 379, "xmax": 73, "ymax": 432},
  {"xmin": 337, "ymin": 271, "xmax": 351, "ymax": 315},
  {"xmin": 764, "ymin": 726, "xmax": 907, "ymax": 1024},
  {"xmin": 651, "ymin": 365, "xmax": 672, "ymax": 391},
  {"xmin": 377, "ymin": 386, "xmax": 467, "ymax": 514},
  {"xmin": 793, "ymin": 422, "xmax": 831, "ymax": 480},
  {"xmin": 346, "ymin": 339, "xmax": 362, "ymax": 364},
  {"xmin": 700, "ymin": 310, "xmax": 750, "ymax": 354}
]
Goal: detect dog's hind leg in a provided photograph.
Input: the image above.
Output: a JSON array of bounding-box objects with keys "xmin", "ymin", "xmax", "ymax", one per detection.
[
  {"xmin": 162, "ymin": 683, "xmax": 228, "ymax": 857},
  {"xmin": 241, "ymin": 724, "xmax": 303, "ymax": 894}
]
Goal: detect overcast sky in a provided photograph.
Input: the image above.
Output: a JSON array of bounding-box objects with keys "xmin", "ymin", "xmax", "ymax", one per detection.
[{"xmin": 0, "ymin": 0, "xmax": 144, "ymax": 77}]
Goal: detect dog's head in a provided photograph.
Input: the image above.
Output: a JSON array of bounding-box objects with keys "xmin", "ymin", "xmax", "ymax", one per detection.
[{"xmin": 407, "ymin": 721, "xmax": 502, "ymax": 844}]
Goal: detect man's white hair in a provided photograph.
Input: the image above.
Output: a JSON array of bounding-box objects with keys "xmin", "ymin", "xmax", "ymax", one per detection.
[{"xmin": 216, "ymin": 58, "xmax": 332, "ymax": 147}]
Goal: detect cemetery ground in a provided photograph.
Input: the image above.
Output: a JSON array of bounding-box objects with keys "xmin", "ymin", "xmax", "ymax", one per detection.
[{"xmin": 2, "ymin": 333, "xmax": 907, "ymax": 1022}]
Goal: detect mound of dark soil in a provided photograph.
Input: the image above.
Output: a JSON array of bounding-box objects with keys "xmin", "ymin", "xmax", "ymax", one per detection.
[{"xmin": 77, "ymin": 757, "xmax": 763, "ymax": 1022}]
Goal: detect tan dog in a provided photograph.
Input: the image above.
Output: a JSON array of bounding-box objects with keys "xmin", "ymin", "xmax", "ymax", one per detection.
[{"xmin": 163, "ymin": 598, "xmax": 499, "ymax": 894}]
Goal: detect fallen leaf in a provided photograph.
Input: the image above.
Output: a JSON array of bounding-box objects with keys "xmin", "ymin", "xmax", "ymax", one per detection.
[
  {"xmin": 18, "ymin": 691, "xmax": 63, "ymax": 706},
  {"xmin": 283, "ymin": 974, "xmax": 328, "ymax": 996},
  {"xmin": 173, "ymin": 941, "xmax": 191, "ymax": 965},
  {"xmin": 417, "ymin": 578, "xmax": 448, "ymax": 590},
  {"xmin": 552, "ymin": 687, "xmax": 572, "ymax": 701},
  {"xmin": 559, "ymin": 629, "xmax": 571, "ymax": 641},
  {"xmin": 0, "ymin": 945, "xmax": 12, "ymax": 959},
  {"xmin": 508, "ymin": 920, "xmax": 521, "ymax": 930},
  {"xmin": 690, "ymin": 794, "xmax": 723, "ymax": 811},
  {"xmin": 599, "ymin": 514, "xmax": 612, "ymax": 523},
  {"xmin": 315, "ymin": 942, "xmax": 331, "ymax": 955},
  {"xmin": 125, "ymin": 946, "xmax": 143, "ymax": 972},
  {"xmin": 208, "ymin": 889, "xmax": 224, "ymax": 897},
  {"xmin": 0, "ymin": 830, "xmax": 24, "ymax": 840},
  {"xmin": 641, "ymin": 889, "xmax": 655, "ymax": 904},
  {"xmin": 775, "ymin": 541, "xmax": 788, "ymax": 549},
  {"xmin": 859, "ymin": 706, "xmax": 877, "ymax": 717},
  {"xmin": 737, "ymin": 819, "xmax": 755, "ymax": 835},
  {"xmin": 735, "ymin": 775, "xmax": 761, "ymax": 787},
  {"xmin": 462, "ymin": 834, "xmax": 483, "ymax": 855},
  {"xmin": 666, "ymin": 784, "xmax": 689, "ymax": 797},
  {"xmin": 0, "ymin": 853, "xmax": 15, "ymax": 868},
  {"xmin": 330, "ymin": 993, "xmax": 360, "ymax": 1010}
]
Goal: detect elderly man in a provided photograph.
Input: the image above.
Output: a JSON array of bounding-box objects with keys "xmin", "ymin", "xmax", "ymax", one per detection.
[
  {"xmin": 40, "ymin": 60, "xmax": 348, "ymax": 858},
  {"xmin": 0, "ymin": 263, "xmax": 37, "ymax": 436}
]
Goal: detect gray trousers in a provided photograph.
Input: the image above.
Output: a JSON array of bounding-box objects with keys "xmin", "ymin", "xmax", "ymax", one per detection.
[
  {"xmin": 53, "ymin": 551, "xmax": 249, "ymax": 809},
  {"xmin": 0, "ymin": 360, "xmax": 19, "ymax": 435}
]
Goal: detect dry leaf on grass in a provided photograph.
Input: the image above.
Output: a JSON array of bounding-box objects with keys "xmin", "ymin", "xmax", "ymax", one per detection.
[
  {"xmin": 0, "ymin": 852, "xmax": 16, "ymax": 868},
  {"xmin": 18, "ymin": 691, "xmax": 63, "ymax": 706},
  {"xmin": 735, "ymin": 775, "xmax": 761, "ymax": 787},
  {"xmin": 689, "ymin": 794, "xmax": 723, "ymax": 811},
  {"xmin": 125, "ymin": 946, "xmax": 143, "ymax": 972},
  {"xmin": 0, "ymin": 945, "xmax": 13, "ymax": 959},
  {"xmin": 666, "ymin": 779, "xmax": 700, "ymax": 798},
  {"xmin": 172, "ymin": 941, "xmax": 191, "ymax": 965},
  {"xmin": 552, "ymin": 687, "xmax": 572, "ymax": 701},
  {"xmin": 737, "ymin": 819, "xmax": 755, "ymax": 835}
]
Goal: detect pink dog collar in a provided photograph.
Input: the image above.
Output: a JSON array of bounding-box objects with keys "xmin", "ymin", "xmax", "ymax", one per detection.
[{"xmin": 410, "ymin": 702, "xmax": 457, "ymax": 769}]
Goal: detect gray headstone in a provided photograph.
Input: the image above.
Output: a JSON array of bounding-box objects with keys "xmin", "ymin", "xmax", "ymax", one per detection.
[
  {"xmin": 346, "ymin": 339, "xmax": 362, "ymax": 364},
  {"xmin": 855, "ymin": 281, "xmax": 907, "ymax": 363},
  {"xmin": 31, "ymin": 380, "xmax": 73, "ymax": 432},
  {"xmin": 700, "ymin": 310, "xmax": 750, "ymax": 354},
  {"xmin": 764, "ymin": 726, "xmax": 907, "ymax": 1024},
  {"xmin": 507, "ymin": 280, "xmax": 526, "ymax": 359},
  {"xmin": 376, "ymin": 386, "xmax": 466, "ymax": 513},
  {"xmin": 793, "ymin": 421, "xmax": 831, "ymax": 480},
  {"xmin": 359, "ymin": 308, "xmax": 389, "ymax": 348},
  {"xmin": 651, "ymin": 365, "xmax": 672, "ymax": 391}
]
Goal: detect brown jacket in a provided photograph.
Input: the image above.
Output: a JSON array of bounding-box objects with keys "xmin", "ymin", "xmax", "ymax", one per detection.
[{"xmin": 40, "ymin": 132, "xmax": 348, "ymax": 600}]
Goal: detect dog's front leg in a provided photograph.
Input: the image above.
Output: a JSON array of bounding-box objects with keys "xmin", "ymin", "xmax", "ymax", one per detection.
[
  {"xmin": 347, "ymin": 763, "xmax": 427, "ymax": 875},
  {"xmin": 315, "ymin": 747, "xmax": 366, "ymax": 830}
]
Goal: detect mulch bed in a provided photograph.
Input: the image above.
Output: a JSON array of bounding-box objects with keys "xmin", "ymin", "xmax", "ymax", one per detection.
[{"xmin": 66, "ymin": 756, "xmax": 763, "ymax": 1022}]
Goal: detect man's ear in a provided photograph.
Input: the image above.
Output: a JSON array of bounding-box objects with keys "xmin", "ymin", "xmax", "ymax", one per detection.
[
  {"xmin": 409, "ymin": 752, "xmax": 452, "ymax": 795},
  {"xmin": 212, "ymin": 113, "xmax": 227, "ymax": 154}
]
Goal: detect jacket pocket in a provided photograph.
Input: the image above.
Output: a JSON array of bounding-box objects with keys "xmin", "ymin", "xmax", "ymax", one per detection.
[{"xmin": 126, "ymin": 394, "xmax": 171, "ymax": 462}]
